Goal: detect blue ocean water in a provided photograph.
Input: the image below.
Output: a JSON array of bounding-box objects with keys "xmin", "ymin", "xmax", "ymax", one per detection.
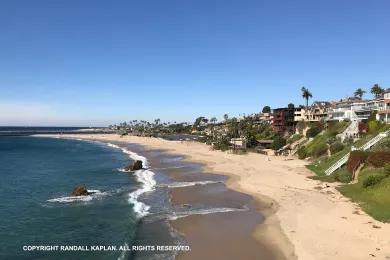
[{"xmin": 0, "ymin": 136, "xmax": 145, "ymax": 259}]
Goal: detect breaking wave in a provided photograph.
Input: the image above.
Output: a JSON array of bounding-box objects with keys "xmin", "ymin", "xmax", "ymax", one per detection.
[
  {"xmin": 47, "ymin": 190, "xmax": 107, "ymax": 203},
  {"xmin": 105, "ymin": 142, "xmax": 155, "ymax": 218}
]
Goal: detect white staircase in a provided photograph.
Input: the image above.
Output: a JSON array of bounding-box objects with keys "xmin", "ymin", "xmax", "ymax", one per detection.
[
  {"xmin": 325, "ymin": 130, "xmax": 390, "ymax": 175},
  {"xmin": 337, "ymin": 114, "xmax": 359, "ymax": 142},
  {"xmin": 291, "ymin": 137, "xmax": 308, "ymax": 155}
]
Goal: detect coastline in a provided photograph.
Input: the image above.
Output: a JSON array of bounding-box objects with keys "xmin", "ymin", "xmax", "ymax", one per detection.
[{"xmin": 38, "ymin": 134, "xmax": 390, "ymax": 260}]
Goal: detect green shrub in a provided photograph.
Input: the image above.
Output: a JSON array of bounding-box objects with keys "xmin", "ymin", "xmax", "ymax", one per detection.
[
  {"xmin": 287, "ymin": 134, "xmax": 303, "ymax": 144},
  {"xmin": 330, "ymin": 142, "xmax": 344, "ymax": 155},
  {"xmin": 272, "ymin": 135, "xmax": 286, "ymax": 150},
  {"xmin": 367, "ymin": 152, "xmax": 390, "ymax": 168},
  {"xmin": 362, "ymin": 175, "xmax": 386, "ymax": 188},
  {"xmin": 384, "ymin": 163, "xmax": 390, "ymax": 177},
  {"xmin": 368, "ymin": 120, "xmax": 380, "ymax": 134},
  {"xmin": 311, "ymin": 143, "xmax": 328, "ymax": 158},
  {"xmin": 245, "ymin": 132, "xmax": 258, "ymax": 148},
  {"xmin": 297, "ymin": 146, "xmax": 307, "ymax": 159},
  {"xmin": 212, "ymin": 136, "xmax": 231, "ymax": 151},
  {"xmin": 334, "ymin": 170, "xmax": 352, "ymax": 183},
  {"xmin": 327, "ymin": 121, "xmax": 348, "ymax": 137},
  {"xmin": 367, "ymin": 112, "xmax": 382, "ymax": 134},
  {"xmin": 306, "ymin": 126, "xmax": 322, "ymax": 138}
]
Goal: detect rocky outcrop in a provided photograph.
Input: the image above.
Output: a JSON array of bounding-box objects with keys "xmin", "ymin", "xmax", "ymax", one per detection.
[
  {"xmin": 125, "ymin": 160, "xmax": 143, "ymax": 171},
  {"xmin": 71, "ymin": 184, "xmax": 91, "ymax": 196}
]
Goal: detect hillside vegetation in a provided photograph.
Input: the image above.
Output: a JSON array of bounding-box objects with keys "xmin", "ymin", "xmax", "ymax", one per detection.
[{"xmin": 305, "ymin": 118, "xmax": 390, "ymax": 222}]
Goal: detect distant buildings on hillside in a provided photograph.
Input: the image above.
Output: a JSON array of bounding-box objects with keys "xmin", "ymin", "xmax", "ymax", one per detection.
[
  {"xmin": 378, "ymin": 91, "xmax": 390, "ymax": 123},
  {"xmin": 255, "ymin": 92, "xmax": 390, "ymax": 133}
]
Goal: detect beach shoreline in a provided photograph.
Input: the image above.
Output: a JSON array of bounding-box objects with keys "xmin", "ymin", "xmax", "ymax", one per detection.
[{"xmin": 37, "ymin": 133, "xmax": 390, "ymax": 260}]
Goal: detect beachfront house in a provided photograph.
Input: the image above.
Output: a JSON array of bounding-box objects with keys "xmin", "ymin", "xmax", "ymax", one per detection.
[
  {"xmin": 255, "ymin": 112, "xmax": 273, "ymax": 124},
  {"xmin": 230, "ymin": 137, "xmax": 247, "ymax": 149},
  {"xmin": 377, "ymin": 91, "xmax": 390, "ymax": 123},
  {"xmin": 326, "ymin": 97, "xmax": 384, "ymax": 122},
  {"xmin": 294, "ymin": 102, "xmax": 330, "ymax": 122},
  {"xmin": 272, "ymin": 107, "xmax": 295, "ymax": 133}
]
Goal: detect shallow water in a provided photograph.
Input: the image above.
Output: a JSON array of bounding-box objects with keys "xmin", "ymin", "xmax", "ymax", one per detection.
[
  {"xmin": 0, "ymin": 137, "xmax": 167, "ymax": 259},
  {"xmin": 0, "ymin": 136, "xmax": 272, "ymax": 260}
]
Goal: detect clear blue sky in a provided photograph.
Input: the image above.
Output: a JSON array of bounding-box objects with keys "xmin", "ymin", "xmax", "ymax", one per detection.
[{"xmin": 0, "ymin": 0, "xmax": 389, "ymax": 126}]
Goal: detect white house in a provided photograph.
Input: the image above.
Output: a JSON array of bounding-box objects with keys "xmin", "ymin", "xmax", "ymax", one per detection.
[{"xmin": 327, "ymin": 98, "xmax": 384, "ymax": 122}]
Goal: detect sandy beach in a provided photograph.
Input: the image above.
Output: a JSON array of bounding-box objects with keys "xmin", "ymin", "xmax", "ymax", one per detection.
[{"xmin": 46, "ymin": 134, "xmax": 390, "ymax": 260}]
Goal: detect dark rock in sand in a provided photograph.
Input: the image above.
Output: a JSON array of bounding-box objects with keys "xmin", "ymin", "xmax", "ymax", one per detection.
[
  {"xmin": 71, "ymin": 184, "xmax": 91, "ymax": 196},
  {"xmin": 125, "ymin": 160, "xmax": 143, "ymax": 171}
]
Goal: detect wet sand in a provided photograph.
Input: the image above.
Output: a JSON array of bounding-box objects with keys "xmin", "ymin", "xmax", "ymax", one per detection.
[
  {"xmin": 139, "ymin": 144, "xmax": 278, "ymax": 259},
  {"xmin": 171, "ymin": 211, "xmax": 273, "ymax": 260},
  {"xmin": 110, "ymin": 141, "xmax": 278, "ymax": 259},
  {"xmin": 167, "ymin": 172, "xmax": 277, "ymax": 259}
]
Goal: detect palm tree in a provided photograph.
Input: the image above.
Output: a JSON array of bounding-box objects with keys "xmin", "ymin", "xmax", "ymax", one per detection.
[
  {"xmin": 223, "ymin": 114, "xmax": 229, "ymax": 122},
  {"xmin": 210, "ymin": 117, "xmax": 217, "ymax": 124},
  {"xmin": 371, "ymin": 84, "xmax": 385, "ymax": 99},
  {"xmin": 354, "ymin": 88, "xmax": 366, "ymax": 99},
  {"xmin": 262, "ymin": 106, "xmax": 271, "ymax": 113},
  {"xmin": 301, "ymin": 87, "xmax": 312, "ymax": 108}
]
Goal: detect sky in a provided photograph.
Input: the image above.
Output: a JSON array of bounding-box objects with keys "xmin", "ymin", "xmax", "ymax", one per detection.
[{"xmin": 0, "ymin": 0, "xmax": 389, "ymax": 126}]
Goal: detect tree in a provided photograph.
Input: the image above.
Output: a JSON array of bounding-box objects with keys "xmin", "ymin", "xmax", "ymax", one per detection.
[
  {"xmin": 245, "ymin": 131, "xmax": 258, "ymax": 148},
  {"xmin": 371, "ymin": 84, "xmax": 384, "ymax": 99},
  {"xmin": 288, "ymin": 103, "xmax": 295, "ymax": 109},
  {"xmin": 354, "ymin": 88, "xmax": 366, "ymax": 99},
  {"xmin": 210, "ymin": 117, "xmax": 217, "ymax": 124},
  {"xmin": 271, "ymin": 135, "xmax": 286, "ymax": 150},
  {"xmin": 301, "ymin": 87, "xmax": 312, "ymax": 108},
  {"xmin": 194, "ymin": 116, "xmax": 205, "ymax": 127},
  {"xmin": 223, "ymin": 114, "xmax": 229, "ymax": 122},
  {"xmin": 262, "ymin": 106, "xmax": 271, "ymax": 113}
]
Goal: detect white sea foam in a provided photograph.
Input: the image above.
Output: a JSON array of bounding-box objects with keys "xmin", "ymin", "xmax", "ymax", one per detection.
[
  {"xmin": 117, "ymin": 243, "xmax": 129, "ymax": 260},
  {"xmin": 105, "ymin": 142, "xmax": 156, "ymax": 218},
  {"xmin": 128, "ymin": 169, "xmax": 156, "ymax": 218},
  {"xmin": 167, "ymin": 180, "xmax": 222, "ymax": 188},
  {"xmin": 106, "ymin": 143, "xmax": 149, "ymax": 167},
  {"xmin": 47, "ymin": 190, "xmax": 106, "ymax": 203},
  {"xmin": 169, "ymin": 207, "xmax": 247, "ymax": 220}
]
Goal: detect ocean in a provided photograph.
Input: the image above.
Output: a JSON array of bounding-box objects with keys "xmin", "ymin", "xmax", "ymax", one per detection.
[
  {"xmin": 0, "ymin": 136, "xmax": 182, "ymax": 260},
  {"xmin": 0, "ymin": 133, "xmax": 271, "ymax": 260}
]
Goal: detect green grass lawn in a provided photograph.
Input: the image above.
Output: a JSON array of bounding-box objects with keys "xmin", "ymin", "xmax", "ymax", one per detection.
[
  {"xmin": 338, "ymin": 167, "xmax": 390, "ymax": 222},
  {"xmin": 305, "ymin": 126, "xmax": 390, "ymax": 222},
  {"xmin": 307, "ymin": 147, "xmax": 352, "ymax": 179},
  {"xmin": 303, "ymin": 121, "xmax": 350, "ymax": 160},
  {"xmin": 308, "ymin": 133, "xmax": 377, "ymax": 177}
]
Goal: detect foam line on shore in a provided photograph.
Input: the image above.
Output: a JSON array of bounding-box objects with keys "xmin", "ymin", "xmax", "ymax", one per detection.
[
  {"xmin": 167, "ymin": 180, "xmax": 222, "ymax": 188},
  {"xmin": 105, "ymin": 142, "xmax": 155, "ymax": 218},
  {"xmin": 169, "ymin": 207, "xmax": 248, "ymax": 220},
  {"xmin": 106, "ymin": 143, "xmax": 149, "ymax": 167}
]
